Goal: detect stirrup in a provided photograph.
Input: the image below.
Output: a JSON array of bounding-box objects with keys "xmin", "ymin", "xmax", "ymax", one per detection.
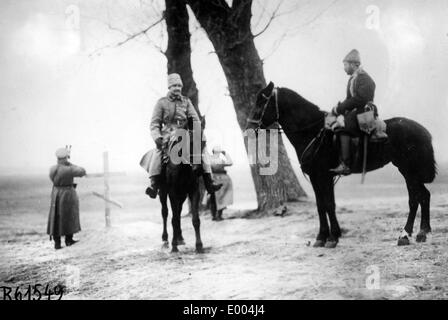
[{"xmin": 329, "ymin": 163, "xmax": 351, "ymax": 175}]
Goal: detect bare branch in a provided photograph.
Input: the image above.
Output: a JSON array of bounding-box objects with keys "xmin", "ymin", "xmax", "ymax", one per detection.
[
  {"xmin": 252, "ymin": 0, "xmax": 268, "ymax": 30},
  {"xmin": 260, "ymin": 30, "xmax": 288, "ymax": 61},
  {"xmin": 81, "ymin": 14, "xmax": 130, "ymax": 37},
  {"xmin": 259, "ymin": 0, "xmax": 339, "ymax": 60},
  {"xmin": 288, "ymin": 0, "xmax": 339, "ymax": 35},
  {"xmin": 253, "ymin": 0, "xmax": 284, "ymax": 38},
  {"xmin": 143, "ymin": 31, "xmax": 165, "ymax": 54},
  {"xmin": 88, "ymin": 16, "xmax": 165, "ymax": 58}
]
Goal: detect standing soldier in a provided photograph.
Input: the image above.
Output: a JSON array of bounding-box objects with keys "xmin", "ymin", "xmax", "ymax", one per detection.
[
  {"xmin": 208, "ymin": 146, "xmax": 234, "ymax": 221},
  {"xmin": 47, "ymin": 147, "xmax": 86, "ymax": 249}
]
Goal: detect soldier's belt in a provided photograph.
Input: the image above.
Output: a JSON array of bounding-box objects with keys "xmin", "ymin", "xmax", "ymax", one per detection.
[{"xmin": 164, "ymin": 120, "xmax": 187, "ymax": 128}]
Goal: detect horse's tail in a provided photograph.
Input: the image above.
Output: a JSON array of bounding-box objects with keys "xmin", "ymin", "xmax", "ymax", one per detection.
[
  {"xmin": 388, "ymin": 118, "xmax": 437, "ymax": 183},
  {"xmin": 418, "ymin": 133, "xmax": 437, "ymax": 183}
]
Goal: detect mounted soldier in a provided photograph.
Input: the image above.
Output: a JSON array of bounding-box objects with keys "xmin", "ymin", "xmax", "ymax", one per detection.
[
  {"xmin": 145, "ymin": 73, "xmax": 222, "ymax": 198},
  {"xmin": 330, "ymin": 49, "xmax": 387, "ymax": 175}
]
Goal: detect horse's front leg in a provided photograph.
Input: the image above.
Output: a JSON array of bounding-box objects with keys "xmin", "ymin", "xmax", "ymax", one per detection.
[
  {"xmin": 176, "ymin": 209, "xmax": 185, "ymax": 246},
  {"xmin": 189, "ymin": 190, "xmax": 203, "ymax": 253},
  {"xmin": 324, "ymin": 178, "xmax": 341, "ymax": 248},
  {"xmin": 310, "ymin": 175, "xmax": 330, "ymax": 247},
  {"xmin": 169, "ymin": 197, "xmax": 180, "ymax": 253},
  {"xmin": 176, "ymin": 194, "xmax": 188, "ymax": 246},
  {"xmin": 159, "ymin": 189, "xmax": 169, "ymax": 247}
]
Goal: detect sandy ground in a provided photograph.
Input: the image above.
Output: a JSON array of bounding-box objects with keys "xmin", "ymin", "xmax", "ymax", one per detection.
[{"xmin": 1, "ymin": 171, "xmax": 448, "ymax": 300}]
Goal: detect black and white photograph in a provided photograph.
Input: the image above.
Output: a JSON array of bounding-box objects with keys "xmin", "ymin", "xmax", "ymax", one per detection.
[{"xmin": 1, "ymin": 0, "xmax": 448, "ymax": 305}]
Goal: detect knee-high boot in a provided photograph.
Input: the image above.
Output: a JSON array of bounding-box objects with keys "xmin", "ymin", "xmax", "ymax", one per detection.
[
  {"xmin": 54, "ymin": 236, "xmax": 62, "ymax": 250},
  {"xmin": 203, "ymin": 173, "xmax": 222, "ymax": 194},
  {"xmin": 145, "ymin": 175, "xmax": 160, "ymax": 199},
  {"xmin": 65, "ymin": 234, "xmax": 78, "ymax": 246},
  {"xmin": 330, "ymin": 134, "xmax": 351, "ymax": 175},
  {"xmin": 210, "ymin": 193, "xmax": 218, "ymax": 220}
]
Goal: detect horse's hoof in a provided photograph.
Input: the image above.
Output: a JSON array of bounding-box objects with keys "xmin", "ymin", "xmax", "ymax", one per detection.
[
  {"xmin": 162, "ymin": 241, "xmax": 169, "ymax": 249},
  {"xmin": 325, "ymin": 240, "xmax": 338, "ymax": 248},
  {"xmin": 178, "ymin": 239, "xmax": 186, "ymax": 246},
  {"xmin": 171, "ymin": 246, "xmax": 179, "ymax": 253},
  {"xmin": 313, "ymin": 240, "xmax": 326, "ymax": 248},
  {"xmin": 196, "ymin": 244, "xmax": 204, "ymax": 254},
  {"xmin": 397, "ymin": 236, "xmax": 410, "ymax": 246},
  {"xmin": 416, "ymin": 232, "xmax": 427, "ymax": 243}
]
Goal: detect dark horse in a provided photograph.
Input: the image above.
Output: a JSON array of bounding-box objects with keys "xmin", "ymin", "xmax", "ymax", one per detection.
[
  {"xmin": 247, "ymin": 82, "xmax": 437, "ymax": 248},
  {"xmin": 158, "ymin": 119, "xmax": 204, "ymax": 253}
]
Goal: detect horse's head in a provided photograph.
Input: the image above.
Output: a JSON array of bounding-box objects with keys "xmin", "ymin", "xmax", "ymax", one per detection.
[
  {"xmin": 246, "ymin": 81, "xmax": 279, "ymax": 131},
  {"xmin": 166, "ymin": 117, "xmax": 204, "ymax": 167}
]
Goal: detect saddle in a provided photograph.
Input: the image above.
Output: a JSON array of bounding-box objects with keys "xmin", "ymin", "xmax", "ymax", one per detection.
[
  {"xmin": 326, "ymin": 103, "xmax": 389, "ymax": 181},
  {"xmin": 356, "ymin": 103, "xmax": 388, "ymax": 142},
  {"xmin": 163, "ymin": 127, "xmax": 202, "ymax": 173},
  {"xmin": 325, "ymin": 103, "xmax": 387, "ymax": 142}
]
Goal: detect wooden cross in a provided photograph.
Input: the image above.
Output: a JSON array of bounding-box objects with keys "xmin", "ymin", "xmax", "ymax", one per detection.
[{"xmin": 85, "ymin": 151, "xmax": 125, "ymax": 227}]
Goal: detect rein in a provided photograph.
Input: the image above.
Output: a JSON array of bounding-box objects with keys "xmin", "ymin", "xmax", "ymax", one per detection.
[
  {"xmin": 248, "ymin": 87, "xmax": 344, "ymax": 185},
  {"xmin": 247, "ymin": 86, "xmax": 335, "ymax": 182},
  {"xmin": 247, "ymin": 87, "xmax": 325, "ymax": 135},
  {"xmin": 246, "ymin": 87, "xmax": 279, "ymax": 129}
]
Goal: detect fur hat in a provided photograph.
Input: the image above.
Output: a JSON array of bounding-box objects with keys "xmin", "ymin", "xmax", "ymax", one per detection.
[
  {"xmin": 212, "ymin": 145, "xmax": 223, "ymax": 153},
  {"xmin": 343, "ymin": 49, "xmax": 361, "ymax": 64},
  {"xmin": 167, "ymin": 73, "xmax": 183, "ymax": 88},
  {"xmin": 55, "ymin": 147, "xmax": 69, "ymax": 159}
]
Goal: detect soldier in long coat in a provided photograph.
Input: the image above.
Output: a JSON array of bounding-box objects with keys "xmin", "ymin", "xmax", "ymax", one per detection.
[
  {"xmin": 47, "ymin": 147, "xmax": 86, "ymax": 249},
  {"xmin": 145, "ymin": 73, "xmax": 222, "ymax": 198},
  {"xmin": 330, "ymin": 49, "xmax": 376, "ymax": 175}
]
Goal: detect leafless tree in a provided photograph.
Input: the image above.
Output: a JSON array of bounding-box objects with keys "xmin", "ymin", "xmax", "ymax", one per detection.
[{"xmin": 84, "ymin": 0, "xmax": 339, "ymax": 211}]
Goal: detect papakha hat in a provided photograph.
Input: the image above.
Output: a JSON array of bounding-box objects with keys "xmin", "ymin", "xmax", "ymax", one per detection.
[
  {"xmin": 212, "ymin": 145, "xmax": 223, "ymax": 153},
  {"xmin": 55, "ymin": 147, "xmax": 69, "ymax": 159},
  {"xmin": 167, "ymin": 73, "xmax": 183, "ymax": 88},
  {"xmin": 343, "ymin": 49, "xmax": 361, "ymax": 64}
]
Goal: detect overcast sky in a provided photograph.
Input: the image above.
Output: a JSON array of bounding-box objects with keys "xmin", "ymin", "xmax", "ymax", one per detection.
[{"xmin": 1, "ymin": 0, "xmax": 447, "ymax": 175}]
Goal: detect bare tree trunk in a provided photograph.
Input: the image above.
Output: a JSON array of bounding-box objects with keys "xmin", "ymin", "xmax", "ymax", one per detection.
[
  {"xmin": 165, "ymin": 0, "xmax": 207, "ymax": 212},
  {"xmin": 186, "ymin": 0, "xmax": 307, "ymax": 211},
  {"xmin": 164, "ymin": 0, "xmax": 200, "ymax": 114}
]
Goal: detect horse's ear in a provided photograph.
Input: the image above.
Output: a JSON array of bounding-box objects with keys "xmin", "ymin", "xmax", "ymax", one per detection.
[{"xmin": 264, "ymin": 82, "xmax": 274, "ymax": 95}]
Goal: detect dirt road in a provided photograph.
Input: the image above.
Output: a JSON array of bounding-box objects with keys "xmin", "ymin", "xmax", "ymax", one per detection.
[{"xmin": 1, "ymin": 195, "xmax": 448, "ymax": 300}]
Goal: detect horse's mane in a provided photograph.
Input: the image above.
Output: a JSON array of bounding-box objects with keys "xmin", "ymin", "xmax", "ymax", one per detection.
[{"xmin": 278, "ymin": 87, "xmax": 323, "ymax": 114}]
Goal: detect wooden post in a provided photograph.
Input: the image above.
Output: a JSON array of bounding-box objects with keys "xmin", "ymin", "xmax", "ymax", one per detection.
[
  {"xmin": 103, "ymin": 151, "xmax": 111, "ymax": 227},
  {"xmin": 86, "ymin": 151, "xmax": 125, "ymax": 228}
]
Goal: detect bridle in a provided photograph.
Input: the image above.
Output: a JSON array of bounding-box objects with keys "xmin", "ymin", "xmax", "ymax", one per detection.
[
  {"xmin": 247, "ymin": 87, "xmax": 324, "ymax": 135},
  {"xmin": 246, "ymin": 86, "xmax": 342, "ymax": 183},
  {"xmin": 247, "ymin": 87, "xmax": 279, "ymax": 130}
]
